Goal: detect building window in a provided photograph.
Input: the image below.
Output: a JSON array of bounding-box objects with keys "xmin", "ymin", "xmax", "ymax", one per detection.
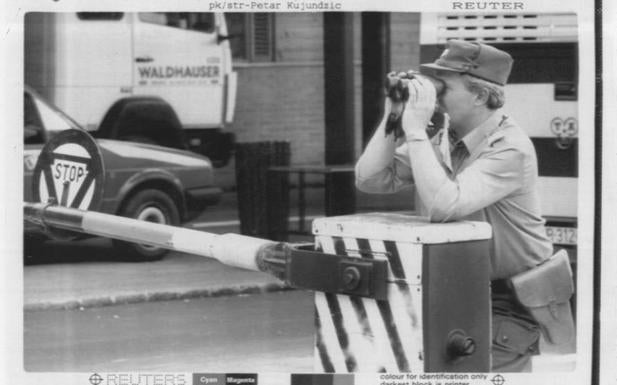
[
  {"xmin": 138, "ymin": 13, "xmax": 215, "ymax": 33},
  {"xmin": 225, "ymin": 13, "xmax": 275, "ymax": 62}
]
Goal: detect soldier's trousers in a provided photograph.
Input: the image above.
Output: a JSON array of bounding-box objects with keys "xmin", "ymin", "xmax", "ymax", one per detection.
[{"xmin": 490, "ymin": 281, "xmax": 541, "ymax": 372}]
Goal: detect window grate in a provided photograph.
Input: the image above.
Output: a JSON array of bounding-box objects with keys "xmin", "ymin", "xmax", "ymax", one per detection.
[
  {"xmin": 433, "ymin": 13, "xmax": 577, "ymax": 43},
  {"xmin": 252, "ymin": 13, "xmax": 273, "ymax": 61},
  {"xmin": 225, "ymin": 13, "xmax": 275, "ymax": 62}
]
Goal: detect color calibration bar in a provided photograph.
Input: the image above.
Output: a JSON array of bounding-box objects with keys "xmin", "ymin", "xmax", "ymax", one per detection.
[{"xmin": 192, "ymin": 373, "xmax": 354, "ymax": 385}]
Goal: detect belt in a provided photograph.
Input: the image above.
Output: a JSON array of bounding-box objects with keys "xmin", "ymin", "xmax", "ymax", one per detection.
[
  {"xmin": 491, "ymin": 279, "xmax": 512, "ymax": 295},
  {"xmin": 491, "ymin": 278, "xmax": 538, "ymax": 323}
]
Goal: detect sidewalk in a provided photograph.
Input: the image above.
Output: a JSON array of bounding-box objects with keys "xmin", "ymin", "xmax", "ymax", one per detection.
[{"xmin": 24, "ymin": 249, "xmax": 289, "ymax": 311}]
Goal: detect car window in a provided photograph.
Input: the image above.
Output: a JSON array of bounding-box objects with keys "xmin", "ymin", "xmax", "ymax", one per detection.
[
  {"xmin": 24, "ymin": 92, "xmax": 44, "ymax": 144},
  {"xmin": 138, "ymin": 13, "xmax": 215, "ymax": 33},
  {"xmin": 32, "ymin": 94, "xmax": 75, "ymax": 135}
]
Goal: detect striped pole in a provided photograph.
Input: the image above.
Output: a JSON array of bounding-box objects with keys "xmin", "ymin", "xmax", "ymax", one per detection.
[
  {"xmin": 23, "ymin": 202, "xmax": 387, "ymax": 300},
  {"xmin": 24, "ymin": 201, "xmax": 283, "ymax": 273}
]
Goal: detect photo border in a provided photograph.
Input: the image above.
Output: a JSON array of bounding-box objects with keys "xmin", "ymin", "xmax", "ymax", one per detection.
[{"xmin": 2, "ymin": 0, "xmax": 605, "ymax": 384}]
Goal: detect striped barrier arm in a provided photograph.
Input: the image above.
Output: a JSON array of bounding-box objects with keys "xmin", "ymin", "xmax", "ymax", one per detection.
[{"xmin": 23, "ymin": 201, "xmax": 388, "ymax": 300}]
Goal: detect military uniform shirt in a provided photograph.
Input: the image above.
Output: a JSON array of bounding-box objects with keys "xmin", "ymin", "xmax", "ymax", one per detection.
[{"xmin": 355, "ymin": 111, "xmax": 553, "ymax": 279}]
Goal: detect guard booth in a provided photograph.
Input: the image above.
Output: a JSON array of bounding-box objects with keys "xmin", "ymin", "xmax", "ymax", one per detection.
[{"xmin": 311, "ymin": 213, "xmax": 492, "ymax": 372}]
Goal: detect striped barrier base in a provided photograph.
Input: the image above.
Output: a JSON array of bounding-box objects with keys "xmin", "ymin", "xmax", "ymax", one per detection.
[{"xmin": 311, "ymin": 213, "xmax": 492, "ymax": 373}]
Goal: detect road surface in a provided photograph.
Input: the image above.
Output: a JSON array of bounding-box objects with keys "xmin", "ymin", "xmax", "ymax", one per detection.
[{"xmin": 24, "ymin": 291, "xmax": 316, "ymax": 372}]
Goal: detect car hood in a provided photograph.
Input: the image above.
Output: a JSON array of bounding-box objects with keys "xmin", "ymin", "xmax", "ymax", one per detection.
[
  {"xmin": 24, "ymin": 138, "xmax": 214, "ymax": 182},
  {"xmin": 96, "ymin": 139, "xmax": 213, "ymax": 169}
]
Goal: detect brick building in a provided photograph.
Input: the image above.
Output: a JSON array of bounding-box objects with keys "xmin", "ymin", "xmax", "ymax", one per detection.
[{"xmin": 219, "ymin": 12, "xmax": 422, "ymax": 187}]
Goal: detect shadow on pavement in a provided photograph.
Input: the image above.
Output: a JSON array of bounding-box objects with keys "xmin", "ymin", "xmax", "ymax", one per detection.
[{"xmin": 24, "ymin": 237, "xmax": 137, "ymax": 265}]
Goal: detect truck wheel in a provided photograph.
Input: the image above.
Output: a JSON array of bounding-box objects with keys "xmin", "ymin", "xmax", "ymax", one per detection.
[{"xmin": 113, "ymin": 189, "xmax": 180, "ymax": 261}]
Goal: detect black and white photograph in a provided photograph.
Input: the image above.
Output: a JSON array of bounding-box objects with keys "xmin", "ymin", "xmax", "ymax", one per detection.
[{"xmin": 1, "ymin": 1, "xmax": 607, "ymax": 385}]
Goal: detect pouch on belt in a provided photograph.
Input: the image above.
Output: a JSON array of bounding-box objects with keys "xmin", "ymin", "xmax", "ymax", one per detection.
[{"xmin": 510, "ymin": 249, "xmax": 575, "ymax": 345}]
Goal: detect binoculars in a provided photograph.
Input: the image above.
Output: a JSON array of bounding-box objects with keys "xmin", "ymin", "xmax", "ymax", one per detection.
[{"xmin": 384, "ymin": 71, "xmax": 445, "ymax": 139}]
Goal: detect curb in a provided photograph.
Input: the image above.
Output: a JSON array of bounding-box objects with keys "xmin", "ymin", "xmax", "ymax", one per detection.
[{"xmin": 24, "ymin": 282, "xmax": 294, "ymax": 312}]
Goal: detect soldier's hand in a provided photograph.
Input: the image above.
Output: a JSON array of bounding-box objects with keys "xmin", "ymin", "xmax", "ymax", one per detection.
[{"xmin": 401, "ymin": 76, "xmax": 437, "ymax": 136}]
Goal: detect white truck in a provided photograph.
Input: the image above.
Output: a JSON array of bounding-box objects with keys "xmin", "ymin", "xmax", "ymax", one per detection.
[
  {"xmin": 25, "ymin": 12, "xmax": 237, "ymax": 167},
  {"xmin": 420, "ymin": 12, "xmax": 579, "ymax": 258}
]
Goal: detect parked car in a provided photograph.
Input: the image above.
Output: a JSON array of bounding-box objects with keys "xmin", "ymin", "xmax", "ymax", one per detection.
[{"xmin": 23, "ymin": 86, "xmax": 222, "ymax": 261}]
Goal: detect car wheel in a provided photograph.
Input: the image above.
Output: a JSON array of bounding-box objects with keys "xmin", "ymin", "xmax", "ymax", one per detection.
[{"xmin": 113, "ymin": 189, "xmax": 180, "ymax": 261}]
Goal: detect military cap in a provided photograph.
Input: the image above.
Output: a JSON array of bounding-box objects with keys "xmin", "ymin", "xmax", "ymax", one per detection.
[{"xmin": 420, "ymin": 39, "xmax": 513, "ymax": 86}]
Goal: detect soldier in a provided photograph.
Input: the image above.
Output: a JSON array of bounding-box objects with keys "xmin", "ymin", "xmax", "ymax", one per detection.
[{"xmin": 355, "ymin": 40, "xmax": 554, "ymax": 371}]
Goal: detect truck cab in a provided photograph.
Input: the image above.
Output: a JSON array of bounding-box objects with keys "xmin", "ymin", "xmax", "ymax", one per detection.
[{"xmin": 25, "ymin": 12, "xmax": 237, "ymax": 167}]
